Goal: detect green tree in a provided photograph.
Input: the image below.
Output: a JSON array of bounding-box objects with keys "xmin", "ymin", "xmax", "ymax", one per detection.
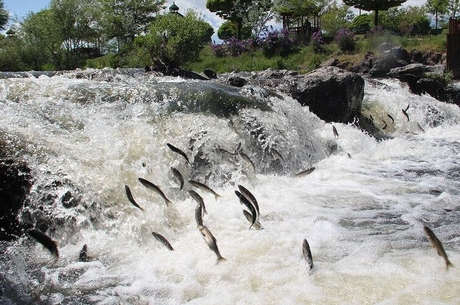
[
  {"xmin": 426, "ymin": 0, "xmax": 449, "ymax": 29},
  {"xmin": 136, "ymin": 10, "xmax": 213, "ymax": 68},
  {"xmin": 246, "ymin": 0, "xmax": 275, "ymax": 37},
  {"xmin": 0, "ymin": 0, "xmax": 8, "ymax": 31},
  {"xmin": 218, "ymin": 20, "xmax": 251, "ymax": 41},
  {"xmin": 343, "ymin": 0, "xmax": 407, "ymax": 27},
  {"xmin": 447, "ymin": 0, "xmax": 460, "ymax": 17},
  {"xmin": 379, "ymin": 6, "xmax": 430, "ymax": 35},
  {"xmin": 207, "ymin": 0, "xmax": 252, "ymax": 39},
  {"xmin": 320, "ymin": 1, "xmax": 353, "ymax": 36},
  {"xmin": 350, "ymin": 14, "xmax": 371, "ymax": 34},
  {"xmin": 99, "ymin": 0, "xmax": 166, "ymax": 49}
]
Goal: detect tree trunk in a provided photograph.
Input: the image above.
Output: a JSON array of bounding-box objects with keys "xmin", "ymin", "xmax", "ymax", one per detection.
[{"xmin": 374, "ymin": 9, "xmax": 379, "ymax": 27}]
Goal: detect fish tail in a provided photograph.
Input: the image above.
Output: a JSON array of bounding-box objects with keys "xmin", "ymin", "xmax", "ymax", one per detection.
[{"xmin": 447, "ymin": 260, "xmax": 454, "ymax": 270}]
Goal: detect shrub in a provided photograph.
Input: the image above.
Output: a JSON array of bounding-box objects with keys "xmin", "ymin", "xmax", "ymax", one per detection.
[
  {"xmin": 261, "ymin": 27, "xmax": 298, "ymax": 57},
  {"xmin": 211, "ymin": 43, "xmax": 227, "ymax": 57},
  {"xmin": 350, "ymin": 14, "xmax": 371, "ymax": 34},
  {"xmin": 227, "ymin": 37, "xmax": 250, "ymax": 57},
  {"xmin": 334, "ymin": 28, "xmax": 355, "ymax": 53},
  {"xmin": 311, "ymin": 31, "xmax": 325, "ymax": 54}
]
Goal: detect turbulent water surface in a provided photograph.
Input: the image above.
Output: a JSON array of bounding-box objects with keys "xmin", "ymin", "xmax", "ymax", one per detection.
[{"xmin": 0, "ymin": 69, "xmax": 459, "ymax": 304}]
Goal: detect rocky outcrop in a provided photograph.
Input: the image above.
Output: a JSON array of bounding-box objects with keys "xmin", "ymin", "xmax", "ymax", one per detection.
[{"xmin": 0, "ymin": 158, "xmax": 32, "ymax": 241}]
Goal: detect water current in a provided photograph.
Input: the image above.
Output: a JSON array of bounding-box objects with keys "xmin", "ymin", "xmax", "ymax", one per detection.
[{"xmin": 0, "ymin": 69, "xmax": 459, "ymax": 304}]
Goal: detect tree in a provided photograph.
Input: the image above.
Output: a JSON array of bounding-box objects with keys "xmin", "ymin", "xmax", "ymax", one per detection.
[
  {"xmin": 218, "ymin": 21, "xmax": 251, "ymax": 41},
  {"xmin": 246, "ymin": 0, "xmax": 276, "ymax": 37},
  {"xmin": 426, "ymin": 0, "xmax": 449, "ymax": 29},
  {"xmin": 136, "ymin": 10, "xmax": 213, "ymax": 68},
  {"xmin": 99, "ymin": 0, "xmax": 166, "ymax": 49},
  {"xmin": 320, "ymin": 1, "xmax": 354, "ymax": 36},
  {"xmin": 447, "ymin": 0, "xmax": 460, "ymax": 17},
  {"xmin": 207, "ymin": 0, "xmax": 253, "ymax": 39},
  {"xmin": 0, "ymin": 0, "xmax": 8, "ymax": 31},
  {"xmin": 350, "ymin": 14, "xmax": 371, "ymax": 34},
  {"xmin": 343, "ymin": 0, "xmax": 407, "ymax": 27}
]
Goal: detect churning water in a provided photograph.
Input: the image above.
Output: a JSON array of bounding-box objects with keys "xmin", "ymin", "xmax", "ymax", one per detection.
[{"xmin": 0, "ymin": 69, "xmax": 459, "ymax": 304}]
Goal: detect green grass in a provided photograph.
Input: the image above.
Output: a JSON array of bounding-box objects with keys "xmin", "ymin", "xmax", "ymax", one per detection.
[{"xmin": 185, "ymin": 33, "xmax": 447, "ymax": 74}]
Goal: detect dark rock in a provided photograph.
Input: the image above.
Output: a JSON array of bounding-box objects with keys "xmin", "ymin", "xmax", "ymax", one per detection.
[
  {"xmin": 378, "ymin": 42, "xmax": 393, "ymax": 54},
  {"xmin": 320, "ymin": 58, "xmax": 340, "ymax": 68},
  {"xmin": 390, "ymin": 46, "xmax": 409, "ymax": 62},
  {"xmin": 369, "ymin": 53, "xmax": 407, "ymax": 77},
  {"xmin": 203, "ymin": 69, "xmax": 217, "ymax": 79},
  {"xmin": 0, "ymin": 158, "xmax": 32, "ymax": 241},
  {"xmin": 281, "ymin": 66, "xmax": 364, "ymax": 123},
  {"xmin": 227, "ymin": 76, "xmax": 247, "ymax": 87}
]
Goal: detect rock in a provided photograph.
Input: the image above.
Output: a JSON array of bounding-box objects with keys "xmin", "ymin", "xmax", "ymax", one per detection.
[
  {"xmin": 390, "ymin": 46, "xmax": 409, "ymax": 62},
  {"xmin": 320, "ymin": 58, "xmax": 340, "ymax": 68},
  {"xmin": 203, "ymin": 69, "xmax": 217, "ymax": 79},
  {"xmin": 378, "ymin": 42, "xmax": 393, "ymax": 54},
  {"xmin": 369, "ymin": 53, "xmax": 407, "ymax": 77},
  {"xmin": 282, "ymin": 66, "xmax": 364, "ymax": 123},
  {"xmin": 227, "ymin": 76, "xmax": 247, "ymax": 87},
  {"xmin": 0, "ymin": 158, "xmax": 32, "ymax": 241}
]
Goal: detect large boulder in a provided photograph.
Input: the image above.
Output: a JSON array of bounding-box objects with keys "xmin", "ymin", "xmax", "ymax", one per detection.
[
  {"xmin": 0, "ymin": 158, "xmax": 32, "ymax": 241},
  {"xmin": 280, "ymin": 66, "xmax": 365, "ymax": 123}
]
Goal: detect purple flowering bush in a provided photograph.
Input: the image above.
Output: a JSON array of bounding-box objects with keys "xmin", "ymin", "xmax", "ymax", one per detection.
[
  {"xmin": 334, "ymin": 28, "xmax": 355, "ymax": 53},
  {"xmin": 211, "ymin": 43, "xmax": 227, "ymax": 57},
  {"xmin": 311, "ymin": 31, "xmax": 324, "ymax": 54},
  {"xmin": 261, "ymin": 27, "xmax": 298, "ymax": 57}
]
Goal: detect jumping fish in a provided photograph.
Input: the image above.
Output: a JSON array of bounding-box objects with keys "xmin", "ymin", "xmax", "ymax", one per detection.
[
  {"xmin": 79, "ymin": 244, "xmax": 89, "ymax": 262},
  {"xmin": 189, "ymin": 180, "xmax": 221, "ymax": 200},
  {"xmin": 302, "ymin": 238, "xmax": 314, "ymax": 272},
  {"xmin": 138, "ymin": 178, "xmax": 172, "ymax": 207},
  {"xmin": 237, "ymin": 184, "xmax": 260, "ymax": 217},
  {"xmin": 151, "ymin": 232, "xmax": 174, "ymax": 251},
  {"xmin": 28, "ymin": 229, "xmax": 59, "ymax": 258},
  {"xmin": 423, "ymin": 226, "xmax": 453, "ymax": 269},
  {"xmin": 296, "ymin": 167, "xmax": 316, "ymax": 177},
  {"xmin": 195, "ymin": 202, "xmax": 204, "ymax": 227},
  {"xmin": 387, "ymin": 114, "xmax": 395, "ymax": 123},
  {"xmin": 235, "ymin": 190, "xmax": 257, "ymax": 229},
  {"xmin": 125, "ymin": 184, "xmax": 144, "ymax": 211},
  {"xmin": 170, "ymin": 167, "xmax": 184, "ymax": 190},
  {"xmin": 271, "ymin": 148, "xmax": 285, "ymax": 162},
  {"xmin": 332, "ymin": 125, "xmax": 339, "ymax": 139},
  {"xmin": 198, "ymin": 225, "xmax": 226, "ymax": 262},
  {"xmin": 243, "ymin": 210, "xmax": 262, "ymax": 230},
  {"xmin": 402, "ymin": 105, "xmax": 410, "ymax": 122},
  {"xmin": 382, "ymin": 120, "xmax": 388, "ymax": 130},
  {"xmin": 417, "ymin": 123, "xmax": 425, "ymax": 132},
  {"xmin": 167, "ymin": 143, "xmax": 190, "ymax": 164},
  {"xmin": 239, "ymin": 151, "xmax": 256, "ymax": 173},
  {"xmin": 188, "ymin": 189, "xmax": 208, "ymax": 215}
]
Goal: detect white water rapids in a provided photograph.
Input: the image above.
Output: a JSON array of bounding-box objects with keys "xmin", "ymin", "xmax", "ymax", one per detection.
[{"xmin": 0, "ymin": 69, "xmax": 459, "ymax": 304}]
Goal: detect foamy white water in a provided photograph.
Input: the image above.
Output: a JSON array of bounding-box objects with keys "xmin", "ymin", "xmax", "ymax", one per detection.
[{"xmin": 0, "ymin": 70, "xmax": 459, "ymax": 304}]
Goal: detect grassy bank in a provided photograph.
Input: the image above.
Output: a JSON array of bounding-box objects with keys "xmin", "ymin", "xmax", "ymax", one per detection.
[{"xmin": 184, "ymin": 32, "xmax": 447, "ymax": 74}]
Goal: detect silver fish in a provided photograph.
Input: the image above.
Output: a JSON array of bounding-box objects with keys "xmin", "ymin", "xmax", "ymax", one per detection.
[
  {"xmin": 237, "ymin": 184, "xmax": 260, "ymax": 217},
  {"xmin": 243, "ymin": 210, "xmax": 262, "ymax": 230},
  {"xmin": 189, "ymin": 180, "xmax": 221, "ymax": 200},
  {"xmin": 239, "ymin": 151, "xmax": 256, "ymax": 173},
  {"xmin": 79, "ymin": 244, "xmax": 89, "ymax": 262},
  {"xmin": 198, "ymin": 225, "xmax": 226, "ymax": 262},
  {"xmin": 167, "ymin": 143, "xmax": 190, "ymax": 164},
  {"xmin": 125, "ymin": 184, "xmax": 144, "ymax": 211},
  {"xmin": 188, "ymin": 189, "xmax": 207, "ymax": 215},
  {"xmin": 332, "ymin": 125, "xmax": 339, "ymax": 139},
  {"xmin": 170, "ymin": 167, "xmax": 184, "ymax": 190},
  {"xmin": 382, "ymin": 120, "xmax": 387, "ymax": 130},
  {"xmin": 402, "ymin": 106, "xmax": 410, "ymax": 122},
  {"xmin": 29, "ymin": 229, "xmax": 59, "ymax": 258},
  {"xmin": 302, "ymin": 238, "xmax": 314, "ymax": 272},
  {"xmin": 387, "ymin": 114, "xmax": 394, "ymax": 123},
  {"xmin": 235, "ymin": 190, "xmax": 257, "ymax": 229},
  {"xmin": 424, "ymin": 226, "xmax": 453, "ymax": 269},
  {"xmin": 271, "ymin": 148, "xmax": 285, "ymax": 162},
  {"xmin": 195, "ymin": 202, "xmax": 204, "ymax": 227},
  {"xmin": 417, "ymin": 123, "xmax": 425, "ymax": 132},
  {"xmin": 152, "ymin": 232, "xmax": 174, "ymax": 251},
  {"xmin": 296, "ymin": 167, "xmax": 316, "ymax": 177},
  {"xmin": 138, "ymin": 178, "xmax": 172, "ymax": 207}
]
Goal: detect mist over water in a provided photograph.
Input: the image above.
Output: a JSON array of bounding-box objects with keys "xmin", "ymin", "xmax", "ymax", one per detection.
[{"xmin": 0, "ymin": 70, "xmax": 459, "ymax": 304}]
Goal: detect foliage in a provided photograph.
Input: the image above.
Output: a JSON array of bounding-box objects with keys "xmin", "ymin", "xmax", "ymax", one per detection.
[
  {"xmin": 207, "ymin": 0, "xmax": 252, "ymax": 39},
  {"xmin": 136, "ymin": 10, "xmax": 213, "ymax": 68},
  {"xmin": 343, "ymin": 0, "xmax": 407, "ymax": 26},
  {"xmin": 260, "ymin": 27, "xmax": 298, "ymax": 57},
  {"xmin": 0, "ymin": 36, "xmax": 22, "ymax": 70},
  {"xmin": 246, "ymin": 0, "xmax": 275, "ymax": 37},
  {"xmin": 334, "ymin": 28, "xmax": 355, "ymax": 53},
  {"xmin": 320, "ymin": 1, "xmax": 354, "ymax": 37},
  {"xmin": 379, "ymin": 6, "xmax": 431, "ymax": 36},
  {"xmin": 350, "ymin": 14, "xmax": 371, "ymax": 34},
  {"xmin": 99, "ymin": 0, "xmax": 166, "ymax": 48},
  {"xmin": 426, "ymin": 0, "xmax": 449, "ymax": 29},
  {"xmin": 218, "ymin": 21, "xmax": 251, "ymax": 41},
  {"xmin": 447, "ymin": 0, "xmax": 460, "ymax": 17},
  {"xmin": 0, "ymin": 0, "xmax": 8, "ymax": 31},
  {"xmin": 424, "ymin": 71, "xmax": 453, "ymax": 86},
  {"xmin": 211, "ymin": 43, "xmax": 227, "ymax": 57},
  {"xmin": 311, "ymin": 31, "xmax": 325, "ymax": 53}
]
